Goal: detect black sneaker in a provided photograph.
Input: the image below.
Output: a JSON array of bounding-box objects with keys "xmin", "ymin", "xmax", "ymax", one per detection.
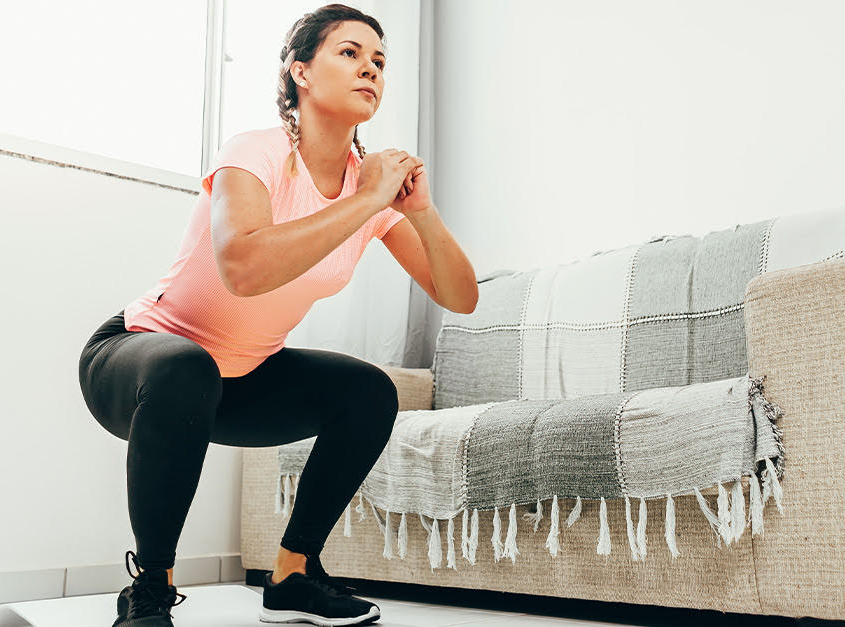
[
  {"xmin": 112, "ymin": 550, "xmax": 187, "ymax": 627},
  {"xmin": 304, "ymin": 553, "xmax": 359, "ymax": 597},
  {"xmin": 259, "ymin": 570, "xmax": 380, "ymax": 625}
]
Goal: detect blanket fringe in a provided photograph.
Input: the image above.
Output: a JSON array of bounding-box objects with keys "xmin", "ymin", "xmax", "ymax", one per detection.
[
  {"xmin": 502, "ymin": 503, "xmax": 520, "ymax": 563},
  {"xmin": 731, "ymin": 478, "xmax": 747, "ymax": 544},
  {"xmin": 276, "ymin": 474, "xmax": 783, "ymax": 568},
  {"xmin": 446, "ymin": 516, "xmax": 457, "ymax": 569},
  {"xmin": 491, "ymin": 506, "xmax": 503, "ymax": 562},
  {"xmin": 461, "ymin": 509, "xmax": 469, "ymax": 560},
  {"xmin": 637, "ymin": 496, "xmax": 647, "ymax": 559},
  {"xmin": 355, "ymin": 491, "xmax": 367, "ymax": 521},
  {"xmin": 597, "ymin": 497, "xmax": 611, "ymax": 555},
  {"xmin": 566, "ymin": 495, "xmax": 582, "ymax": 527},
  {"xmin": 398, "ymin": 511, "xmax": 409, "ymax": 558},
  {"xmin": 749, "ymin": 373, "xmax": 786, "ymax": 485},
  {"xmin": 717, "ymin": 481, "xmax": 733, "ymax": 546},
  {"xmin": 310, "ymin": 476, "xmax": 783, "ymax": 569},
  {"xmin": 469, "ymin": 508, "xmax": 479, "ymax": 564},
  {"xmin": 764, "ymin": 456, "xmax": 785, "ymax": 515},
  {"xmin": 426, "ymin": 515, "xmax": 442, "ymax": 570},
  {"xmin": 523, "ymin": 497, "xmax": 543, "ymax": 532},
  {"xmin": 545, "ymin": 495, "xmax": 560, "ymax": 557},
  {"xmin": 694, "ymin": 485, "xmax": 723, "ymax": 548},
  {"xmin": 665, "ymin": 492, "xmax": 680, "ymax": 558}
]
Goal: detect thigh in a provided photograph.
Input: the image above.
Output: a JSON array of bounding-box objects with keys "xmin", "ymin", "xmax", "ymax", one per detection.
[
  {"xmin": 211, "ymin": 345, "xmax": 398, "ymax": 447},
  {"xmin": 79, "ymin": 310, "xmax": 222, "ymax": 441}
]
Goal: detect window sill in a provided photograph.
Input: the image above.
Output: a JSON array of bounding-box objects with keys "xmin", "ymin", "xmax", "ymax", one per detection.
[{"xmin": 0, "ymin": 130, "xmax": 201, "ymax": 195}]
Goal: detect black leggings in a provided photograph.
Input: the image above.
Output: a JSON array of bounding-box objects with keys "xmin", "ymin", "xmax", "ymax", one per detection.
[{"xmin": 78, "ymin": 310, "xmax": 398, "ymax": 570}]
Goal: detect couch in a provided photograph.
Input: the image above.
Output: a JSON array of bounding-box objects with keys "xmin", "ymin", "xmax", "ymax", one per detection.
[{"xmin": 241, "ymin": 208, "xmax": 845, "ymax": 622}]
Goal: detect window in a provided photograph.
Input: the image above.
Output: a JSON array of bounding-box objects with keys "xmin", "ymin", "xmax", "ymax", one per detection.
[{"xmin": 0, "ymin": 0, "xmax": 207, "ymax": 178}]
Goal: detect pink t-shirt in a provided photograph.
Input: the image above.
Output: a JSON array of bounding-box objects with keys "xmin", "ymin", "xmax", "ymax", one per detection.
[{"xmin": 122, "ymin": 125, "xmax": 406, "ymax": 377}]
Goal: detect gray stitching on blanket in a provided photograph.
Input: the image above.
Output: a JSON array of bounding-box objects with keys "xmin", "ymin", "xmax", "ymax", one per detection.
[
  {"xmin": 614, "ymin": 391, "xmax": 642, "ymax": 495},
  {"xmin": 620, "ymin": 246, "xmax": 640, "ymax": 393},
  {"xmin": 517, "ymin": 274, "xmax": 535, "ymax": 400}
]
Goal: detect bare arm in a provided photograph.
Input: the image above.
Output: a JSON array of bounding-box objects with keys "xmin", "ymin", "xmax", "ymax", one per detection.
[{"xmin": 232, "ymin": 191, "xmax": 384, "ymax": 297}]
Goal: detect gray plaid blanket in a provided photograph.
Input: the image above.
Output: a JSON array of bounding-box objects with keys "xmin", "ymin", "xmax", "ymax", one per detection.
[{"xmin": 276, "ymin": 372, "xmax": 784, "ymax": 568}]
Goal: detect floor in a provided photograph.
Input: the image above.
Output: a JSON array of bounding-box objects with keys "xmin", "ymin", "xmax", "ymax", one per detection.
[
  {"xmin": 0, "ymin": 577, "xmax": 829, "ymax": 626},
  {"xmin": 236, "ymin": 577, "xmax": 809, "ymax": 627}
]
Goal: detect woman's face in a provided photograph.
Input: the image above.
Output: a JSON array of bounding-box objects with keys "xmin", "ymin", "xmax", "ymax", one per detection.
[{"xmin": 297, "ymin": 20, "xmax": 386, "ymax": 125}]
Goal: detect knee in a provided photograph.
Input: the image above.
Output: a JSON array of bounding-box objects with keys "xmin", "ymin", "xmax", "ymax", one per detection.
[
  {"xmin": 139, "ymin": 346, "xmax": 223, "ymax": 410},
  {"xmin": 351, "ymin": 367, "xmax": 399, "ymax": 436}
]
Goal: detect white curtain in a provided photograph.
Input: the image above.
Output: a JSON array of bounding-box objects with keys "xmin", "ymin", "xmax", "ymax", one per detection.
[{"xmin": 285, "ymin": 0, "xmax": 442, "ymax": 369}]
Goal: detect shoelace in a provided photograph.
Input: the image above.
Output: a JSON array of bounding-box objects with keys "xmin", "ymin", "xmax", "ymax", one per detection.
[
  {"xmin": 306, "ymin": 553, "xmax": 359, "ymax": 596},
  {"xmin": 124, "ymin": 550, "xmax": 187, "ymax": 619}
]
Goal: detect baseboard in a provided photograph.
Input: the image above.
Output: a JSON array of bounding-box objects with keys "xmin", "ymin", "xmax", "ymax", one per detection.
[{"xmin": 0, "ymin": 554, "xmax": 245, "ymax": 605}]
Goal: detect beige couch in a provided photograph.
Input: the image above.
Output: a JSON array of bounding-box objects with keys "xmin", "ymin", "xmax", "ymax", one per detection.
[{"xmin": 241, "ymin": 258, "xmax": 845, "ymax": 622}]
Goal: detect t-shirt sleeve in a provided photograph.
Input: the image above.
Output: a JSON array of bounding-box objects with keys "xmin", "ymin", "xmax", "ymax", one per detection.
[
  {"xmin": 373, "ymin": 206, "xmax": 407, "ymax": 240},
  {"xmin": 201, "ymin": 131, "xmax": 276, "ymax": 198}
]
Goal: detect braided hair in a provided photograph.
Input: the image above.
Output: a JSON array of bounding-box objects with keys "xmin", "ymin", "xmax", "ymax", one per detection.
[{"xmin": 276, "ymin": 4, "xmax": 385, "ymax": 179}]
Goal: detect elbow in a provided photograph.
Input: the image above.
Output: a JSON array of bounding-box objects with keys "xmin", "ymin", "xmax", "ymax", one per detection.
[
  {"xmin": 220, "ymin": 259, "xmax": 252, "ymax": 298},
  {"xmin": 457, "ymin": 301, "xmax": 477, "ymax": 315}
]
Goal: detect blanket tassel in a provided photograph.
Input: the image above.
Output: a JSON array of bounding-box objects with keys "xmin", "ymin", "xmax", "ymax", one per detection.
[
  {"xmin": 665, "ymin": 492, "xmax": 680, "ymax": 558},
  {"xmin": 429, "ymin": 516, "xmax": 442, "ymax": 569},
  {"xmin": 418, "ymin": 514, "xmax": 442, "ymax": 570},
  {"xmin": 398, "ymin": 511, "xmax": 408, "ymax": 558},
  {"xmin": 763, "ymin": 456, "xmax": 785, "ymax": 516},
  {"xmin": 637, "ymin": 496, "xmax": 647, "ymax": 560},
  {"xmin": 730, "ymin": 478, "xmax": 746, "ymax": 544},
  {"xmin": 717, "ymin": 481, "xmax": 734, "ymax": 546},
  {"xmin": 694, "ymin": 486, "xmax": 723, "ymax": 548},
  {"xmin": 597, "ymin": 496, "xmax": 611, "ymax": 556},
  {"xmin": 468, "ymin": 508, "xmax": 479, "ymax": 564},
  {"xmin": 355, "ymin": 491, "xmax": 367, "ymax": 521},
  {"xmin": 461, "ymin": 509, "xmax": 469, "ymax": 561},
  {"xmin": 523, "ymin": 497, "xmax": 543, "ymax": 532},
  {"xmin": 491, "ymin": 506, "xmax": 504, "ymax": 562},
  {"xmin": 545, "ymin": 495, "xmax": 561, "ymax": 557},
  {"xmin": 446, "ymin": 516, "xmax": 457, "ymax": 569},
  {"xmin": 502, "ymin": 503, "xmax": 520, "ymax": 563},
  {"xmin": 567, "ymin": 495, "xmax": 582, "ymax": 527}
]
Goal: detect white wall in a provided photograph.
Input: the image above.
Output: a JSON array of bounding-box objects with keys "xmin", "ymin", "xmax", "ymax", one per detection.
[
  {"xmin": 0, "ymin": 138, "xmax": 243, "ymax": 574},
  {"xmin": 1, "ymin": 0, "xmax": 843, "ymax": 580},
  {"xmin": 431, "ymin": 0, "xmax": 845, "ymax": 273}
]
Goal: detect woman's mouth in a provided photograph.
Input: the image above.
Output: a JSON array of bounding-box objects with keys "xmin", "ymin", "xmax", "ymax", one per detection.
[{"xmin": 356, "ymin": 89, "xmax": 376, "ymax": 99}]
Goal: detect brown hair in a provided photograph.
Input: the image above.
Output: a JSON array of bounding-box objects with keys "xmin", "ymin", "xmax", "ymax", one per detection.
[{"xmin": 277, "ymin": 4, "xmax": 385, "ymax": 178}]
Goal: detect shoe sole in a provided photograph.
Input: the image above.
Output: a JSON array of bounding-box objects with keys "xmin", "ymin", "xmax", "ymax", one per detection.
[{"xmin": 258, "ymin": 604, "xmax": 380, "ymax": 625}]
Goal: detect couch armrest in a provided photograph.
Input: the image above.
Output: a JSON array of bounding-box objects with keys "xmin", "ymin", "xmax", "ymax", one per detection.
[
  {"xmin": 743, "ymin": 258, "xmax": 845, "ymax": 617},
  {"xmin": 374, "ymin": 365, "xmax": 434, "ymax": 411}
]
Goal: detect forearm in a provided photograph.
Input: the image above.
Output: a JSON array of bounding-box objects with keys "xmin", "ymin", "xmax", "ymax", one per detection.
[
  {"xmin": 406, "ymin": 204, "xmax": 479, "ymax": 314},
  {"xmin": 235, "ymin": 192, "xmax": 383, "ymax": 297}
]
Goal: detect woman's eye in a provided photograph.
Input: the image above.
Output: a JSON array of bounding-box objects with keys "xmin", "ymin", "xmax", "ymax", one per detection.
[{"xmin": 342, "ymin": 48, "xmax": 384, "ymax": 70}]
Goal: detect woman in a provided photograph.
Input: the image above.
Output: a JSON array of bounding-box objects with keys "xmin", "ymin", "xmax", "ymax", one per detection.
[{"xmin": 78, "ymin": 4, "xmax": 475, "ymax": 626}]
